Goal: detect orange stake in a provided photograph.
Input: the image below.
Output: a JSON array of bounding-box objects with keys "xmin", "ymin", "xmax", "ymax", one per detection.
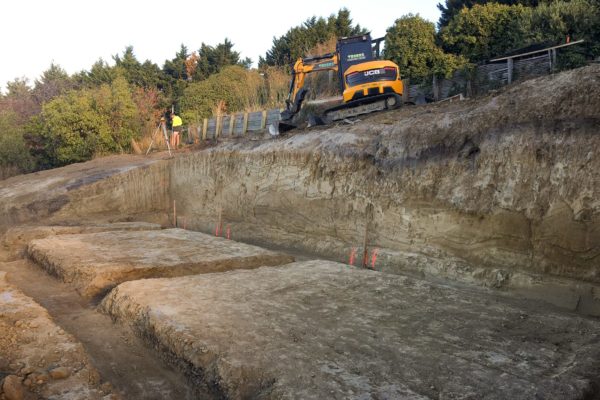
[
  {"xmin": 370, "ymin": 248, "xmax": 379, "ymax": 270},
  {"xmin": 173, "ymin": 200, "xmax": 177, "ymax": 228}
]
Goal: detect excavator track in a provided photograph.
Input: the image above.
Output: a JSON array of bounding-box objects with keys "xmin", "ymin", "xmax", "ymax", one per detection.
[
  {"xmin": 323, "ymin": 93, "xmax": 402, "ymax": 122},
  {"xmin": 269, "ymin": 94, "xmax": 403, "ymax": 136}
]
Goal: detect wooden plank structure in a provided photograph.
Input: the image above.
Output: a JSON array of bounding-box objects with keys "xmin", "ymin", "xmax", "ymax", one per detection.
[{"xmin": 489, "ymin": 39, "xmax": 585, "ymax": 84}]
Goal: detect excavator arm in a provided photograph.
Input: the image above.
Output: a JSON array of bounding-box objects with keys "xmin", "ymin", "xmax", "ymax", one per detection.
[{"xmin": 281, "ymin": 54, "xmax": 339, "ymax": 121}]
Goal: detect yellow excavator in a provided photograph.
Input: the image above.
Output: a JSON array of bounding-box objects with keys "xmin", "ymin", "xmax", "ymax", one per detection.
[{"xmin": 270, "ymin": 33, "xmax": 404, "ymax": 135}]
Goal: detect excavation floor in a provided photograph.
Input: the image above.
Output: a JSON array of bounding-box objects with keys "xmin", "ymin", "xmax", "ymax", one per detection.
[
  {"xmin": 0, "ymin": 258, "xmax": 204, "ymax": 400},
  {"xmin": 102, "ymin": 260, "xmax": 600, "ymax": 400},
  {"xmin": 27, "ymin": 228, "xmax": 294, "ymax": 299},
  {"xmin": 0, "ymin": 270, "xmax": 118, "ymax": 400},
  {"xmin": 1, "ymin": 222, "xmax": 161, "ymax": 260}
]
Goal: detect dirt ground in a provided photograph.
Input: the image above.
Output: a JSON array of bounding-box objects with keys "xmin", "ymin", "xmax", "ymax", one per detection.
[
  {"xmin": 0, "ymin": 256, "xmax": 204, "ymax": 400},
  {"xmin": 27, "ymin": 228, "xmax": 294, "ymax": 299},
  {"xmin": 1, "ymin": 222, "xmax": 161, "ymax": 260},
  {"xmin": 102, "ymin": 261, "xmax": 600, "ymax": 400},
  {"xmin": 0, "ymin": 269, "xmax": 117, "ymax": 400}
]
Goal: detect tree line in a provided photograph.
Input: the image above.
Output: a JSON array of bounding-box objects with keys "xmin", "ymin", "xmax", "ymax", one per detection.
[{"xmin": 1, "ymin": 3, "xmax": 598, "ymax": 178}]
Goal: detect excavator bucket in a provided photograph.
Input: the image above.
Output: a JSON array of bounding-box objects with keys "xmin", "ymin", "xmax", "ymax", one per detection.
[{"xmin": 268, "ymin": 120, "xmax": 297, "ymax": 137}]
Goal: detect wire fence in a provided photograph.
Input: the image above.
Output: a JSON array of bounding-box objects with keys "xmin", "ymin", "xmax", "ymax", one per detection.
[{"xmin": 412, "ymin": 39, "xmax": 586, "ymax": 101}]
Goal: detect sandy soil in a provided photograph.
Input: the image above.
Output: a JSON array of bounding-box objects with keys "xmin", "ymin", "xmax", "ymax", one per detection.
[
  {"xmin": 1, "ymin": 222, "xmax": 161, "ymax": 260},
  {"xmin": 0, "ymin": 270, "xmax": 117, "ymax": 400},
  {"xmin": 0, "ymin": 256, "xmax": 205, "ymax": 400},
  {"xmin": 27, "ymin": 228, "xmax": 294, "ymax": 300},
  {"xmin": 102, "ymin": 260, "xmax": 600, "ymax": 400}
]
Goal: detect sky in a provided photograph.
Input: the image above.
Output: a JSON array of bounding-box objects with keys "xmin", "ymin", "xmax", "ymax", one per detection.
[{"xmin": 0, "ymin": 0, "xmax": 441, "ymax": 94}]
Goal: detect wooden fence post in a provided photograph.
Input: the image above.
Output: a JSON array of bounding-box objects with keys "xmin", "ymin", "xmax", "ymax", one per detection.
[
  {"xmin": 260, "ymin": 110, "xmax": 267, "ymax": 130},
  {"xmin": 229, "ymin": 114, "xmax": 235, "ymax": 135},
  {"xmin": 202, "ymin": 118, "xmax": 208, "ymax": 140},
  {"xmin": 242, "ymin": 112, "xmax": 249, "ymax": 135},
  {"xmin": 507, "ymin": 58, "xmax": 514, "ymax": 84},
  {"xmin": 216, "ymin": 115, "xmax": 222, "ymax": 138}
]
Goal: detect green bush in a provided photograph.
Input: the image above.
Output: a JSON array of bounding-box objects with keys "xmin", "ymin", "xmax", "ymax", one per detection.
[
  {"xmin": 0, "ymin": 111, "xmax": 35, "ymax": 178},
  {"xmin": 30, "ymin": 76, "xmax": 141, "ymax": 167},
  {"xmin": 441, "ymin": 3, "xmax": 535, "ymax": 62},
  {"xmin": 531, "ymin": 0, "xmax": 600, "ymax": 67},
  {"xmin": 180, "ymin": 66, "xmax": 263, "ymax": 123},
  {"xmin": 440, "ymin": 0, "xmax": 600, "ymax": 64}
]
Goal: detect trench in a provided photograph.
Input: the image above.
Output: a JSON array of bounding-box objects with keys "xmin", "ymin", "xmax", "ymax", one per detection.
[{"xmin": 0, "ymin": 256, "xmax": 208, "ymax": 400}]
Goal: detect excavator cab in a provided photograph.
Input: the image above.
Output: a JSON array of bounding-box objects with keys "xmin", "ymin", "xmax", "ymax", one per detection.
[
  {"xmin": 336, "ymin": 34, "xmax": 377, "ymax": 90},
  {"xmin": 337, "ymin": 34, "xmax": 403, "ymax": 107}
]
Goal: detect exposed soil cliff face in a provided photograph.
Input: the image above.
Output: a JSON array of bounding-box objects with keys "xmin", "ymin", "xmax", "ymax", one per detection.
[
  {"xmin": 169, "ymin": 66, "xmax": 599, "ymax": 290},
  {"xmin": 0, "ymin": 154, "xmax": 171, "ymax": 232}
]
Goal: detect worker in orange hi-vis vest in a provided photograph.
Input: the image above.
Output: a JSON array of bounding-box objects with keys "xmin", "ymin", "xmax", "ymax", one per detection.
[{"xmin": 171, "ymin": 113, "xmax": 183, "ymax": 148}]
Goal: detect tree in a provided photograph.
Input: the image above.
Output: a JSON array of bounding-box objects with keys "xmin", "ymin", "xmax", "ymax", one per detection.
[
  {"xmin": 440, "ymin": 3, "xmax": 535, "ymax": 62},
  {"xmin": 33, "ymin": 63, "xmax": 74, "ymax": 106},
  {"xmin": 76, "ymin": 59, "xmax": 117, "ymax": 87},
  {"xmin": 531, "ymin": 0, "xmax": 600, "ymax": 63},
  {"xmin": 5, "ymin": 78, "xmax": 31, "ymax": 98},
  {"xmin": 437, "ymin": 0, "xmax": 543, "ymax": 27},
  {"xmin": 162, "ymin": 44, "xmax": 190, "ymax": 106},
  {"xmin": 194, "ymin": 39, "xmax": 250, "ymax": 81},
  {"xmin": 29, "ymin": 76, "xmax": 141, "ymax": 166},
  {"xmin": 385, "ymin": 14, "xmax": 465, "ymax": 82},
  {"xmin": 163, "ymin": 44, "xmax": 189, "ymax": 81},
  {"xmin": 114, "ymin": 46, "xmax": 165, "ymax": 89},
  {"xmin": 91, "ymin": 76, "xmax": 140, "ymax": 152},
  {"xmin": 0, "ymin": 78, "xmax": 37, "ymax": 124},
  {"xmin": 333, "ymin": 8, "xmax": 358, "ymax": 37},
  {"xmin": 260, "ymin": 8, "xmax": 366, "ymax": 67}
]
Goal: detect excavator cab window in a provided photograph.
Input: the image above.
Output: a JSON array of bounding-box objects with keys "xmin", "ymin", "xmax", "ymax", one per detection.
[{"xmin": 337, "ymin": 34, "xmax": 376, "ymax": 91}]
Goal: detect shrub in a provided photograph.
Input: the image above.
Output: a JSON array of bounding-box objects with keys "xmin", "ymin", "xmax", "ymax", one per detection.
[
  {"xmin": 180, "ymin": 66, "xmax": 264, "ymax": 123},
  {"xmin": 0, "ymin": 111, "xmax": 35, "ymax": 179},
  {"xmin": 30, "ymin": 76, "xmax": 142, "ymax": 166}
]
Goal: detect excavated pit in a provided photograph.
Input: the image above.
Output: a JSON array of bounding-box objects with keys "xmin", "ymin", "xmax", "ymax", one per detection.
[
  {"xmin": 101, "ymin": 260, "xmax": 600, "ymax": 399},
  {"xmin": 166, "ymin": 65, "xmax": 600, "ymax": 315},
  {"xmin": 0, "ymin": 65, "xmax": 599, "ymax": 399},
  {"xmin": 27, "ymin": 229, "xmax": 294, "ymax": 300}
]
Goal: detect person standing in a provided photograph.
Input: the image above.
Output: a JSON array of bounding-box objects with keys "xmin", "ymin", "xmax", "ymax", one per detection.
[{"xmin": 171, "ymin": 113, "xmax": 183, "ymax": 148}]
